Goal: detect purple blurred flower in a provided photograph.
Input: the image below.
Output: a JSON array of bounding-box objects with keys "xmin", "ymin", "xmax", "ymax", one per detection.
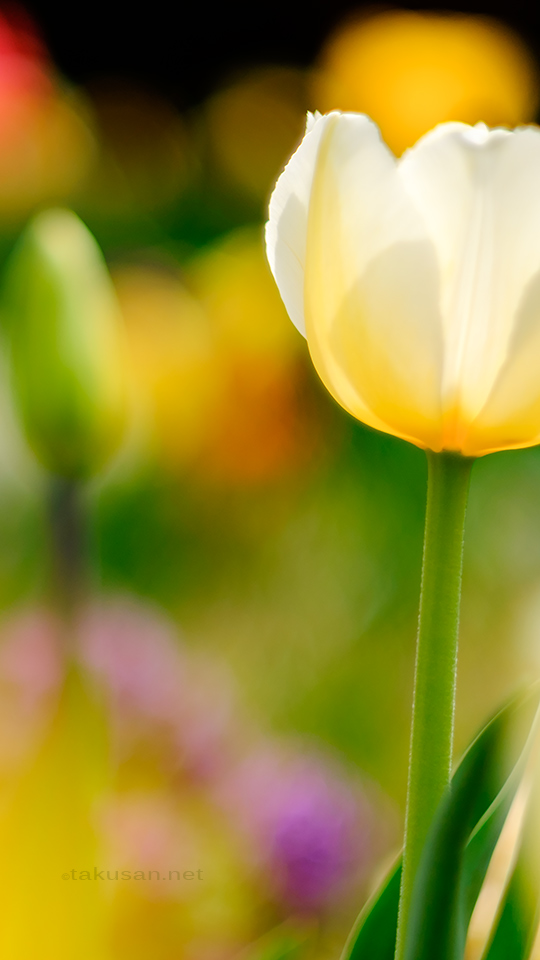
[{"xmin": 214, "ymin": 744, "xmax": 374, "ymax": 913}]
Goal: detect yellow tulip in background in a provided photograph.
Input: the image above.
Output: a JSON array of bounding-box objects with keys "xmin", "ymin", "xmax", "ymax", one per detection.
[
  {"xmin": 313, "ymin": 11, "xmax": 538, "ymax": 156},
  {"xmin": 266, "ymin": 112, "xmax": 540, "ymax": 458}
]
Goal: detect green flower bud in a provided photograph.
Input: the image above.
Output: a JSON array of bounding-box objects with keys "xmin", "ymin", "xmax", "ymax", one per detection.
[{"xmin": 3, "ymin": 209, "xmax": 126, "ymax": 478}]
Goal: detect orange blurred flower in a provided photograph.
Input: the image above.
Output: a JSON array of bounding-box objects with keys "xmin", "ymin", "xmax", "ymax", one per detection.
[{"xmin": 186, "ymin": 229, "xmax": 308, "ymax": 484}]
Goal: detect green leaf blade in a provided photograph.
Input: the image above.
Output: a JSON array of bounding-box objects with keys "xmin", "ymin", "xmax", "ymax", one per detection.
[
  {"xmin": 341, "ymin": 690, "xmax": 539, "ymax": 960},
  {"xmin": 341, "ymin": 860, "xmax": 401, "ymax": 960},
  {"xmin": 403, "ymin": 691, "xmax": 540, "ymax": 960}
]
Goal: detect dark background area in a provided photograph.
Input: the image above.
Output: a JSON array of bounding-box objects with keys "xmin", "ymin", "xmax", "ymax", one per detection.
[{"xmin": 21, "ymin": 1, "xmax": 540, "ymax": 107}]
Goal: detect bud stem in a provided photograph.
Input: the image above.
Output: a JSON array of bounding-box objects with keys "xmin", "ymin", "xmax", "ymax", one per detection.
[
  {"xmin": 48, "ymin": 476, "xmax": 88, "ymax": 627},
  {"xmin": 395, "ymin": 450, "xmax": 474, "ymax": 960}
]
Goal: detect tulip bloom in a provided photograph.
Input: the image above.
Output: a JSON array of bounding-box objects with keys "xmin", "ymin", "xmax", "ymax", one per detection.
[{"xmin": 266, "ymin": 112, "xmax": 540, "ymax": 457}]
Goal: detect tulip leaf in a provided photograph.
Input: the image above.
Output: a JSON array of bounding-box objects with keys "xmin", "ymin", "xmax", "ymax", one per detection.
[
  {"xmin": 340, "ymin": 858, "xmax": 401, "ymax": 960},
  {"xmin": 242, "ymin": 921, "xmax": 313, "ymax": 960},
  {"xmin": 481, "ymin": 857, "xmax": 539, "ymax": 960},
  {"xmin": 341, "ymin": 692, "xmax": 539, "ymax": 960},
  {"xmin": 481, "ymin": 769, "xmax": 540, "ymax": 960},
  {"xmin": 402, "ymin": 690, "xmax": 539, "ymax": 960},
  {"xmin": 459, "ymin": 763, "xmax": 522, "ymax": 926}
]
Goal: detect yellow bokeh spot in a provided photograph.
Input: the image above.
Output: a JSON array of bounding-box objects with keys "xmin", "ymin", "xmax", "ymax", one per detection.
[
  {"xmin": 184, "ymin": 230, "xmax": 312, "ymax": 484},
  {"xmin": 187, "ymin": 227, "xmax": 300, "ymax": 361},
  {"xmin": 313, "ymin": 10, "xmax": 539, "ymax": 155},
  {"xmin": 114, "ymin": 264, "xmax": 220, "ymax": 469},
  {"xmin": 116, "ymin": 232, "xmax": 316, "ymax": 484},
  {"xmin": 205, "ymin": 68, "xmax": 307, "ymax": 198}
]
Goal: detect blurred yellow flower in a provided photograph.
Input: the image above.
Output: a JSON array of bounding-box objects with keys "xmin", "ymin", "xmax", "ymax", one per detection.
[
  {"xmin": 188, "ymin": 227, "xmax": 300, "ymax": 361},
  {"xmin": 313, "ymin": 11, "xmax": 539, "ymax": 156},
  {"xmin": 266, "ymin": 112, "xmax": 540, "ymax": 457}
]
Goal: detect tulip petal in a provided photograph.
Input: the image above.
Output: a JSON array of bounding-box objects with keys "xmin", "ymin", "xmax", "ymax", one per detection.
[
  {"xmin": 304, "ymin": 113, "xmax": 444, "ymax": 448},
  {"xmin": 465, "ymin": 266, "xmax": 540, "ymax": 455},
  {"xmin": 399, "ymin": 123, "xmax": 540, "ymax": 451},
  {"xmin": 265, "ymin": 112, "xmax": 337, "ymax": 336}
]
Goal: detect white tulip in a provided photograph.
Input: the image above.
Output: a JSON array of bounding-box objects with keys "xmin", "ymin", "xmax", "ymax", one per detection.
[{"xmin": 266, "ymin": 111, "xmax": 540, "ymax": 457}]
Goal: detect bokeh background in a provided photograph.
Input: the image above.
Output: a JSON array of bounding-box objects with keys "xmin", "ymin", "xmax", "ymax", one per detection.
[{"xmin": 0, "ymin": 1, "xmax": 538, "ymax": 957}]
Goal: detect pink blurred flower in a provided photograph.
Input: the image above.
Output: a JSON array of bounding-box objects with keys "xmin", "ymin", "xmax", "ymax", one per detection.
[
  {"xmin": 0, "ymin": 597, "xmax": 390, "ymax": 920},
  {"xmin": 78, "ymin": 597, "xmax": 239, "ymax": 778},
  {"xmin": 0, "ymin": 607, "xmax": 62, "ymax": 702},
  {"xmin": 99, "ymin": 792, "xmax": 203, "ymax": 901},
  {"xmin": 170, "ymin": 651, "xmax": 240, "ymax": 781},
  {"xmin": 0, "ymin": 607, "xmax": 62, "ymax": 762},
  {"xmin": 0, "ymin": 597, "xmax": 239, "ymax": 779},
  {"xmin": 78, "ymin": 598, "xmax": 185, "ymax": 724}
]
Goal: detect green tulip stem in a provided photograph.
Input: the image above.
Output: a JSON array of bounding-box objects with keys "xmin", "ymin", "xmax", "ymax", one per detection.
[
  {"xmin": 395, "ymin": 450, "xmax": 474, "ymax": 960},
  {"xmin": 48, "ymin": 476, "xmax": 88, "ymax": 627}
]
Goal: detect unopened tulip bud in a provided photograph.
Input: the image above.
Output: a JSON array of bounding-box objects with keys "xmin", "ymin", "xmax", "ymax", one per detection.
[{"xmin": 3, "ymin": 208, "xmax": 125, "ymax": 478}]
